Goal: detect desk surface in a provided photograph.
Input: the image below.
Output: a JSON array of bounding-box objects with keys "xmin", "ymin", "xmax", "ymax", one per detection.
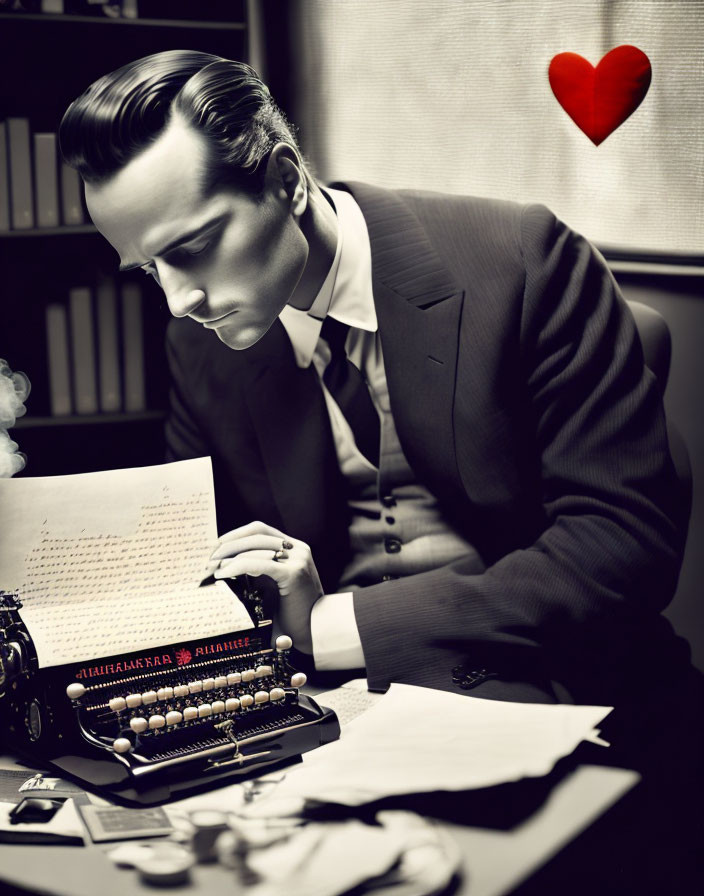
[{"xmin": 0, "ymin": 763, "xmax": 638, "ymax": 896}]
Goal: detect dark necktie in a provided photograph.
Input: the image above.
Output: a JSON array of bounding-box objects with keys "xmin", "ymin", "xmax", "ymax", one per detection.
[{"xmin": 320, "ymin": 317, "xmax": 380, "ymax": 467}]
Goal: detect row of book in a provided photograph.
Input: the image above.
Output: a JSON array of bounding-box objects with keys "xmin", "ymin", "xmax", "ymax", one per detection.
[
  {"xmin": 0, "ymin": 119, "xmax": 86, "ymax": 232},
  {"xmin": 46, "ymin": 279, "xmax": 145, "ymax": 417},
  {"xmin": 0, "ymin": 1, "xmax": 137, "ymax": 16},
  {"xmin": 1, "ymin": 0, "xmax": 241, "ymax": 20}
]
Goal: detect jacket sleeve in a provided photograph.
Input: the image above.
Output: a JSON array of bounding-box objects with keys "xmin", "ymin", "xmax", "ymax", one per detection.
[
  {"xmin": 352, "ymin": 205, "xmax": 687, "ymax": 701},
  {"xmin": 164, "ymin": 328, "xmax": 211, "ymax": 463}
]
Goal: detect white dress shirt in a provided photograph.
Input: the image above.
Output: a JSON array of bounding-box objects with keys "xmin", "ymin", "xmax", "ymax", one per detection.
[{"xmin": 278, "ymin": 187, "xmax": 381, "ymax": 670}]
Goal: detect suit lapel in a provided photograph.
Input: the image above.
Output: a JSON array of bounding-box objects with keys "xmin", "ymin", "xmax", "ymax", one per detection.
[{"xmin": 335, "ymin": 182, "xmax": 466, "ymax": 505}]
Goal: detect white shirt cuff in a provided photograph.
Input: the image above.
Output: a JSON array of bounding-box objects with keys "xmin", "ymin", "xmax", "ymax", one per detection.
[{"xmin": 311, "ymin": 591, "xmax": 366, "ymax": 670}]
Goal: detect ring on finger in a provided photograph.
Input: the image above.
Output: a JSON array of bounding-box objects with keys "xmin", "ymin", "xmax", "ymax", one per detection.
[
  {"xmin": 272, "ymin": 549, "xmax": 288, "ymax": 562},
  {"xmin": 282, "ymin": 540, "xmax": 294, "ymax": 551}
]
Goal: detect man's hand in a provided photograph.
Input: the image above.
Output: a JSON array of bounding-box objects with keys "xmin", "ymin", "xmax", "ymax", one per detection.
[{"xmin": 205, "ymin": 520, "xmax": 323, "ymax": 655}]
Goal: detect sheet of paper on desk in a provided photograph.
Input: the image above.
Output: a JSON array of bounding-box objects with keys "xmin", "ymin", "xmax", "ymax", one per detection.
[
  {"xmin": 275, "ymin": 684, "xmax": 612, "ymax": 805},
  {"xmin": 0, "ymin": 457, "xmax": 252, "ymax": 667}
]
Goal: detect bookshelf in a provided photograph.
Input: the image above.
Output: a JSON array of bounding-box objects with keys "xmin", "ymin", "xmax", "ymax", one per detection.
[{"xmin": 0, "ymin": 1, "xmax": 256, "ymax": 477}]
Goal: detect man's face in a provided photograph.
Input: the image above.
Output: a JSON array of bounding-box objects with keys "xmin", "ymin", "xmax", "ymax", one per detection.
[{"xmin": 85, "ymin": 116, "xmax": 309, "ymax": 350}]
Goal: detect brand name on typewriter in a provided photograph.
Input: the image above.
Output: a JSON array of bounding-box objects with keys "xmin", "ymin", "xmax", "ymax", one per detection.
[{"xmin": 74, "ymin": 636, "xmax": 254, "ymax": 680}]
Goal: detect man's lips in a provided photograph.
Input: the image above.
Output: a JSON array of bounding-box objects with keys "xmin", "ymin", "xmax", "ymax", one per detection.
[{"xmin": 199, "ymin": 310, "xmax": 238, "ymax": 329}]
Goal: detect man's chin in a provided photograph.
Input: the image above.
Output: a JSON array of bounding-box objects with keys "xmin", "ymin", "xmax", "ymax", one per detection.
[{"xmin": 214, "ymin": 320, "xmax": 267, "ymax": 351}]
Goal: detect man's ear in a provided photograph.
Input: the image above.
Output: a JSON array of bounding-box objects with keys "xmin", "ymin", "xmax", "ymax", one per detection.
[{"xmin": 266, "ymin": 143, "xmax": 308, "ymax": 217}]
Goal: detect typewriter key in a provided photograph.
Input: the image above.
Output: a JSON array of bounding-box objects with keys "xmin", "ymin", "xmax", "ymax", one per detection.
[
  {"xmin": 130, "ymin": 717, "xmax": 148, "ymax": 733},
  {"xmin": 66, "ymin": 682, "xmax": 86, "ymax": 700},
  {"xmin": 109, "ymin": 696, "xmax": 126, "ymax": 712},
  {"xmin": 276, "ymin": 635, "xmax": 293, "ymax": 651},
  {"xmin": 290, "ymin": 672, "xmax": 307, "ymax": 688}
]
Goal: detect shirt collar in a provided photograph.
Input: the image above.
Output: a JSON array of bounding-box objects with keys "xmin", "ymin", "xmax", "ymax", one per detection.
[{"xmin": 279, "ymin": 187, "xmax": 376, "ymax": 368}]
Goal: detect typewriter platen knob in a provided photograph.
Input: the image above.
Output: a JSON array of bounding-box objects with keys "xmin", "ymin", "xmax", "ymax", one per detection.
[
  {"xmin": 290, "ymin": 672, "xmax": 307, "ymax": 688},
  {"xmin": 66, "ymin": 682, "xmax": 86, "ymax": 700},
  {"xmin": 276, "ymin": 635, "xmax": 293, "ymax": 651},
  {"xmin": 113, "ymin": 737, "xmax": 132, "ymax": 754}
]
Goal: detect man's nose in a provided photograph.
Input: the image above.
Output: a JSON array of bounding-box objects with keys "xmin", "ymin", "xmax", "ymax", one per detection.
[{"xmin": 158, "ymin": 263, "xmax": 206, "ymax": 318}]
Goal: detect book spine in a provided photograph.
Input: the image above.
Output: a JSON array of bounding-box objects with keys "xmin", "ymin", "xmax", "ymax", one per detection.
[
  {"xmin": 7, "ymin": 118, "xmax": 34, "ymax": 230},
  {"xmin": 121, "ymin": 282, "xmax": 146, "ymax": 412},
  {"xmin": 68, "ymin": 287, "xmax": 99, "ymax": 415},
  {"xmin": 45, "ymin": 304, "xmax": 73, "ymax": 416},
  {"xmin": 60, "ymin": 162, "xmax": 85, "ymax": 226},
  {"xmin": 96, "ymin": 278, "xmax": 122, "ymax": 413},
  {"xmin": 33, "ymin": 133, "xmax": 60, "ymax": 229},
  {"xmin": 0, "ymin": 123, "xmax": 10, "ymax": 233}
]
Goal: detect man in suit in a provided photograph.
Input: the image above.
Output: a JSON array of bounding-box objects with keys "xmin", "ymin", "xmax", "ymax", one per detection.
[{"xmin": 60, "ymin": 49, "xmax": 692, "ymax": 711}]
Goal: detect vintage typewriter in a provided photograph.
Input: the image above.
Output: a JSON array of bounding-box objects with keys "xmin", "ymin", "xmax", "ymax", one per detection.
[{"xmin": 0, "ymin": 583, "xmax": 339, "ymax": 806}]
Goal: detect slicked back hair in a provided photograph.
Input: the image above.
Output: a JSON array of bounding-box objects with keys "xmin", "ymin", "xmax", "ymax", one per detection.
[{"xmin": 59, "ymin": 50, "xmax": 300, "ymax": 197}]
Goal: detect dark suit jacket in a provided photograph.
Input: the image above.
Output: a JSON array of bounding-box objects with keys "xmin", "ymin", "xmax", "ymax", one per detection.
[{"xmin": 165, "ymin": 181, "xmax": 690, "ymax": 705}]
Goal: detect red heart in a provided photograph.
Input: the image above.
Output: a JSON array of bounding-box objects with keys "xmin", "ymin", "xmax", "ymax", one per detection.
[{"xmin": 548, "ymin": 45, "xmax": 651, "ymax": 145}]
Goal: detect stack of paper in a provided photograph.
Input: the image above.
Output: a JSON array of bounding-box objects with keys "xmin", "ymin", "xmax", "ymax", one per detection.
[{"xmin": 272, "ymin": 684, "xmax": 612, "ymax": 806}]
